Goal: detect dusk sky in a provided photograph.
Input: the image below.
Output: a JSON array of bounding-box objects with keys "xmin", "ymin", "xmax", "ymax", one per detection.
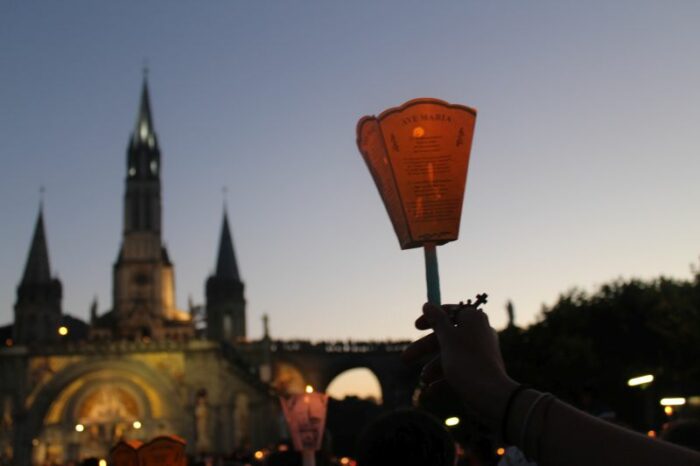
[{"xmin": 3, "ymin": 1, "xmax": 700, "ymax": 350}]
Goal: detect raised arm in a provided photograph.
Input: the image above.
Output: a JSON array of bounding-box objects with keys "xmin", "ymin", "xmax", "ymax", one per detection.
[{"xmin": 402, "ymin": 303, "xmax": 700, "ymax": 466}]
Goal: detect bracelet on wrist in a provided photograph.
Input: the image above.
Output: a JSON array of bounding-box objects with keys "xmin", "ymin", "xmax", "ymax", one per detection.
[{"xmin": 500, "ymin": 383, "xmax": 529, "ymax": 443}]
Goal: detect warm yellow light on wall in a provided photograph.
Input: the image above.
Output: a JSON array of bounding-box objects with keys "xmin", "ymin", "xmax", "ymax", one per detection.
[
  {"xmin": 254, "ymin": 450, "xmax": 264, "ymax": 460},
  {"xmin": 496, "ymin": 448, "xmax": 506, "ymax": 456},
  {"xmin": 75, "ymin": 424, "xmax": 84, "ymax": 432},
  {"xmin": 305, "ymin": 385, "xmax": 314, "ymax": 394},
  {"xmin": 132, "ymin": 420, "xmax": 142, "ymax": 429},
  {"xmin": 58, "ymin": 326, "xmax": 68, "ymax": 336}
]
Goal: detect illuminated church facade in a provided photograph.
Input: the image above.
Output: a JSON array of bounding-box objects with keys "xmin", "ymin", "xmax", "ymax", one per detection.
[{"xmin": 0, "ymin": 79, "xmax": 280, "ymax": 466}]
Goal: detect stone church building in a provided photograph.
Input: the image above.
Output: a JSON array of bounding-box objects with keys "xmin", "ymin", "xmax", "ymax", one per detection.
[{"xmin": 0, "ymin": 79, "xmax": 282, "ymax": 465}]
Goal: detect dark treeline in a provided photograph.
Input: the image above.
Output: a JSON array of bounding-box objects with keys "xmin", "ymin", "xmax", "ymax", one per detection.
[{"xmin": 500, "ymin": 268, "xmax": 700, "ymax": 429}]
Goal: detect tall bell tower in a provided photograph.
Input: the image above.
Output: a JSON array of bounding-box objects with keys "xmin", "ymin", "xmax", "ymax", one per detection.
[{"xmin": 109, "ymin": 74, "xmax": 190, "ymax": 340}]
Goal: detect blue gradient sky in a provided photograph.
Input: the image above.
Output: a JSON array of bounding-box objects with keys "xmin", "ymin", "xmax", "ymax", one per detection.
[{"xmin": 2, "ymin": 1, "xmax": 700, "ymax": 345}]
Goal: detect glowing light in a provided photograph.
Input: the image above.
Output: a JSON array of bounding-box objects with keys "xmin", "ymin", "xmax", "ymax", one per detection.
[
  {"xmin": 132, "ymin": 420, "xmax": 142, "ymax": 429},
  {"xmin": 140, "ymin": 123, "xmax": 148, "ymax": 140},
  {"xmin": 664, "ymin": 406, "xmax": 674, "ymax": 416},
  {"xmin": 150, "ymin": 160, "xmax": 157, "ymax": 174},
  {"xmin": 75, "ymin": 424, "xmax": 84, "ymax": 432},
  {"xmin": 129, "ymin": 167, "xmax": 136, "ymax": 177},
  {"xmin": 627, "ymin": 374, "xmax": 654, "ymax": 386},
  {"xmin": 305, "ymin": 385, "xmax": 314, "ymax": 394},
  {"xmin": 98, "ymin": 460, "xmax": 107, "ymax": 466},
  {"xmin": 340, "ymin": 457, "xmax": 350, "ymax": 465},
  {"xmin": 647, "ymin": 430, "xmax": 657, "ymax": 438},
  {"xmin": 58, "ymin": 326, "xmax": 68, "ymax": 336},
  {"xmin": 444, "ymin": 417, "xmax": 460, "ymax": 427},
  {"xmin": 412, "ymin": 126, "xmax": 425, "ymax": 138},
  {"xmin": 254, "ymin": 450, "xmax": 264, "ymax": 460},
  {"xmin": 278, "ymin": 444, "xmax": 289, "ymax": 452},
  {"xmin": 496, "ymin": 447, "xmax": 506, "ymax": 456},
  {"xmin": 660, "ymin": 397, "xmax": 686, "ymax": 406}
]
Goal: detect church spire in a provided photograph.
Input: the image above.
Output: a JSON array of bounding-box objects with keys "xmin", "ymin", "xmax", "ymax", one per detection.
[
  {"xmin": 21, "ymin": 205, "xmax": 51, "ymax": 284},
  {"xmin": 215, "ymin": 210, "xmax": 240, "ymax": 280},
  {"xmin": 206, "ymin": 206, "xmax": 246, "ymax": 342},
  {"xmin": 15, "ymin": 202, "xmax": 63, "ymax": 345},
  {"xmin": 132, "ymin": 72, "xmax": 157, "ymax": 147}
]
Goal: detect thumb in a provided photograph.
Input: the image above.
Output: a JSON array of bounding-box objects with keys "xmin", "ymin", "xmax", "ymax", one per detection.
[{"xmin": 422, "ymin": 303, "xmax": 451, "ymax": 334}]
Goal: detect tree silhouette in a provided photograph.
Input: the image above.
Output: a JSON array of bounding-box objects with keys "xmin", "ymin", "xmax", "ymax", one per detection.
[{"xmin": 500, "ymin": 270, "xmax": 700, "ymax": 429}]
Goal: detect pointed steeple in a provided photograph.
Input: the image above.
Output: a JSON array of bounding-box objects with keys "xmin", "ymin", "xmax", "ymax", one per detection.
[
  {"xmin": 15, "ymin": 203, "xmax": 63, "ymax": 345},
  {"xmin": 22, "ymin": 206, "xmax": 51, "ymax": 284},
  {"xmin": 206, "ymin": 207, "xmax": 246, "ymax": 342},
  {"xmin": 215, "ymin": 210, "xmax": 240, "ymax": 280},
  {"xmin": 132, "ymin": 71, "xmax": 157, "ymax": 147}
]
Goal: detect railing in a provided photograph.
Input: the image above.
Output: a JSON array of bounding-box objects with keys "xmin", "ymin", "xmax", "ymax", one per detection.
[
  {"xmin": 265, "ymin": 339, "xmax": 412, "ymax": 354},
  {"xmin": 22, "ymin": 336, "xmax": 216, "ymax": 355}
]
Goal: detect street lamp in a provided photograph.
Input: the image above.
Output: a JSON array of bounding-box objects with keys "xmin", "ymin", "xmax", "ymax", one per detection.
[
  {"xmin": 444, "ymin": 417, "xmax": 460, "ymax": 427},
  {"xmin": 660, "ymin": 397, "xmax": 686, "ymax": 406},
  {"xmin": 627, "ymin": 374, "xmax": 655, "ymax": 430},
  {"xmin": 627, "ymin": 374, "xmax": 654, "ymax": 387}
]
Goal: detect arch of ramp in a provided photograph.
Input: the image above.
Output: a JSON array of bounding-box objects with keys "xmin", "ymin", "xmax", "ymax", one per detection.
[
  {"xmin": 326, "ymin": 367, "xmax": 383, "ymax": 403},
  {"xmin": 271, "ymin": 353, "xmax": 399, "ymax": 403},
  {"xmin": 317, "ymin": 360, "xmax": 388, "ymax": 402}
]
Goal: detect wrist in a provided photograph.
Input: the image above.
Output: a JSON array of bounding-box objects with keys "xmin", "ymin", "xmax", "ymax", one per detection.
[
  {"xmin": 473, "ymin": 376, "xmax": 520, "ymax": 431},
  {"xmin": 503, "ymin": 388, "xmax": 542, "ymax": 446}
]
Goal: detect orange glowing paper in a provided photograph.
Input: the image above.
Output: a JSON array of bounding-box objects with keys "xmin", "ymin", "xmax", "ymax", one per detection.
[
  {"xmin": 357, "ymin": 98, "xmax": 477, "ymax": 249},
  {"xmin": 280, "ymin": 393, "xmax": 329, "ymax": 452},
  {"xmin": 110, "ymin": 439, "xmax": 142, "ymax": 466},
  {"xmin": 139, "ymin": 435, "xmax": 187, "ymax": 466}
]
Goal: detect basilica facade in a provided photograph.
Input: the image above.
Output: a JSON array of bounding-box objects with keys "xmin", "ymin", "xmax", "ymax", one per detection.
[{"xmin": 0, "ymin": 79, "xmax": 280, "ymax": 466}]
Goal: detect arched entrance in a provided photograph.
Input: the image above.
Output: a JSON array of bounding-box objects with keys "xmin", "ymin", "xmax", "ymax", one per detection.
[{"xmin": 23, "ymin": 360, "xmax": 182, "ymax": 465}]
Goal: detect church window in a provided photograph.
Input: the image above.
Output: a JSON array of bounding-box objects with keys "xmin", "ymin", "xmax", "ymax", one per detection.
[
  {"xmin": 129, "ymin": 167, "xmax": 136, "ymax": 177},
  {"xmin": 150, "ymin": 160, "xmax": 158, "ymax": 175}
]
